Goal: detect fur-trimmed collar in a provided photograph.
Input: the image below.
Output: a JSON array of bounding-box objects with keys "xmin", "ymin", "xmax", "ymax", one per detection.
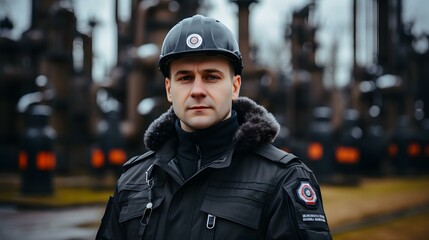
[{"xmin": 143, "ymin": 97, "xmax": 280, "ymax": 151}]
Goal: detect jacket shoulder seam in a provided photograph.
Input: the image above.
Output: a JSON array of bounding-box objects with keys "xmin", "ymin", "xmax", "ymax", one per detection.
[
  {"xmin": 253, "ymin": 144, "xmax": 299, "ymax": 166},
  {"xmin": 123, "ymin": 150, "xmax": 155, "ymax": 170}
]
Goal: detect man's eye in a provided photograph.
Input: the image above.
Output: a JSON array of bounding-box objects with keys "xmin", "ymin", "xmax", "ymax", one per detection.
[
  {"xmin": 178, "ymin": 76, "xmax": 192, "ymax": 81},
  {"xmin": 206, "ymin": 75, "xmax": 220, "ymax": 81}
]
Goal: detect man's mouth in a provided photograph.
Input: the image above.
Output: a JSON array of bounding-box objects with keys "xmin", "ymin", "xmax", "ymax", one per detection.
[{"xmin": 189, "ymin": 106, "xmax": 210, "ymax": 110}]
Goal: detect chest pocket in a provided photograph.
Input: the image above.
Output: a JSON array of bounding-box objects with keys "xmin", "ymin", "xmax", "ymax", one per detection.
[
  {"xmin": 201, "ymin": 195, "xmax": 262, "ymax": 229},
  {"xmin": 118, "ymin": 184, "xmax": 164, "ymax": 240},
  {"xmin": 199, "ymin": 180, "xmax": 271, "ymax": 240},
  {"xmin": 118, "ymin": 196, "xmax": 164, "ymax": 223}
]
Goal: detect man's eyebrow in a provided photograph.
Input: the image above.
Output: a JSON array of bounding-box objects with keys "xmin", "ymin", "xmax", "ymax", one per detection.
[
  {"xmin": 174, "ymin": 69, "xmax": 225, "ymax": 76},
  {"xmin": 202, "ymin": 69, "xmax": 224, "ymax": 76},
  {"xmin": 174, "ymin": 70, "xmax": 193, "ymax": 76}
]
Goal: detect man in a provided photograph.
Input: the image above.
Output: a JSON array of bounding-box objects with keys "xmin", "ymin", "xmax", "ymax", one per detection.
[{"xmin": 96, "ymin": 14, "xmax": 332, "ymax": 239}]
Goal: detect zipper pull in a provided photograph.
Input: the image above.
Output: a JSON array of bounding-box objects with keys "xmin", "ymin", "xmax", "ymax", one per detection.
[
  {"xmin": 141, "ymin": 201, "xmax": 153, "ymax": 225},
  {"xmin": 139, "ymin": 185, "xmax": 153, "ymax": 237},
  {"xmin": 206, "ymin": 214, "xmax": 216, "ymax": 229},
  {"xmin": 139, "ymin": 202, "xmax": 152, "ymax": 237},
  {"xmin": 141, "ymin": 164, "xmax": 154, "ymax": 226}
]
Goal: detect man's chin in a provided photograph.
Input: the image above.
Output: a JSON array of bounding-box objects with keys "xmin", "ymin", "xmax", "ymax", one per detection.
[{"xmin": 186, "ymin": 117, "xmax": 215, "ymax": 130}]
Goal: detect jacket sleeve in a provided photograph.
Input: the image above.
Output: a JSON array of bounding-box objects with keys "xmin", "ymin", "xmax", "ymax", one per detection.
[
  {"xmin": 96, "ymin": 189, "xmax": 126, "ymax": 240},
  {"xmin": 265, "ymin": 164, "xmax": 333, "ymax": 240}
]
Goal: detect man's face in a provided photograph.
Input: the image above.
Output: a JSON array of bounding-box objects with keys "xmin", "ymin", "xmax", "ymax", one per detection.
[{"xmin": 165, "ymin": 55, "xmax": 241, "ymax": 132}]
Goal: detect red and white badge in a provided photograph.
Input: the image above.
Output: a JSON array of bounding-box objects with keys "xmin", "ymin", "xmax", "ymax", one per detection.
[{"xmin": 296, "ymin": 181, "xmax": 318, "ymax": 207}]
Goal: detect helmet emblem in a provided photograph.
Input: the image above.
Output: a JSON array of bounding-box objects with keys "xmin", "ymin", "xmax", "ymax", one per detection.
[{"xmin": 186, "ymin": 33, "xmax": 203, "ymax": 49}]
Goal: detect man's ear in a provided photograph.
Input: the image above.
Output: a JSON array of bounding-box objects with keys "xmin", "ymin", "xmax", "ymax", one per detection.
[
  {"xmin": 165, "ymin": 78, "xmax": 172, "ymax": 102},
  {"xmin": 232, "ymin": 75, "xmax": 241, "ymax": 100}
]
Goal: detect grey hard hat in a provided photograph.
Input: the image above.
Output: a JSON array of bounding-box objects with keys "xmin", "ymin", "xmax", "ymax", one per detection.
[{"xmin": 158, "ymin": 14, "xmax": 243, "ymax": 77}]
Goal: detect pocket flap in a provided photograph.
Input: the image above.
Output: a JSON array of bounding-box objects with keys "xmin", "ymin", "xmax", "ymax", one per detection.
[
  {"xmin": 118, "ymin": 183, "xmax": 148, "ymax": 193},
  {"xmin": 200, "ymin": 195, "xmax": 262, "ymax": 229},
  {"xmin": 119, "ymin": 197, "xmax": 164, "ymax": 223}
]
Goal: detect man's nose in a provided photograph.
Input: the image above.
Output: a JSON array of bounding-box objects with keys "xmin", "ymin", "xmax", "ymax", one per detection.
[{"xmin": 190, "ymin": 77, "xmax": 206, "ymax": 98}]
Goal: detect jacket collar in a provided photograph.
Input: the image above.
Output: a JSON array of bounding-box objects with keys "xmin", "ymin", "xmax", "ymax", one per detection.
[{"xmin": 144, "ymin": 96, "xmax": 280, "ymax": 152}]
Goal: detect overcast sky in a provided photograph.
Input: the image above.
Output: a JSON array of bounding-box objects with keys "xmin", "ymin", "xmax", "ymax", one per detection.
[{"xmin": 1, "ymin": 0, "xmax": 428, "ymax": 86}]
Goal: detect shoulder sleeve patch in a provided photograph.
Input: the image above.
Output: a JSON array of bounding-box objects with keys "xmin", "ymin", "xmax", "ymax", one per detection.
[
  {"xmin": 253, "ymin": 144, "xmax": 299, "ymax": 166},
  {"xmin": 123, "ymin": 150, "xmax": 155, "ymax": 170},
  {"xmin": 283, "ymin": 179, "xmax": 331, "ymax": 233},
  {"xmin": 295, "ymin": 180, "xmax": 318, "ymax": 209}
]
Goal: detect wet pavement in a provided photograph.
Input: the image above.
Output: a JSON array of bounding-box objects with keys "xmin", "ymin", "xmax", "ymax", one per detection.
[{"xmin": 0, "ymin": 205, "xmax": 104, "ymax": 240}]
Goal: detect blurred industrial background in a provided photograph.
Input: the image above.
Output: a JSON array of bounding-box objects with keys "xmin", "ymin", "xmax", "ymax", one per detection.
[{"xmin": 0, "ymin": 0, "xmax": 429, "ymax": 239}]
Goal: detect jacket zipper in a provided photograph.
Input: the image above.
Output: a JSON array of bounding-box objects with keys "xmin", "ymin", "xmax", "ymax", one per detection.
[{"xmin": 196, "ymin": 144, "xmax": 202, "ymax": 170}]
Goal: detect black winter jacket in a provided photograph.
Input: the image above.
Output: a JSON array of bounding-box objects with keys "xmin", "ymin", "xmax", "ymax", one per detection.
[{"xmin": 96, "ymin": 97, "xmax": 332, "ymax": 240}]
